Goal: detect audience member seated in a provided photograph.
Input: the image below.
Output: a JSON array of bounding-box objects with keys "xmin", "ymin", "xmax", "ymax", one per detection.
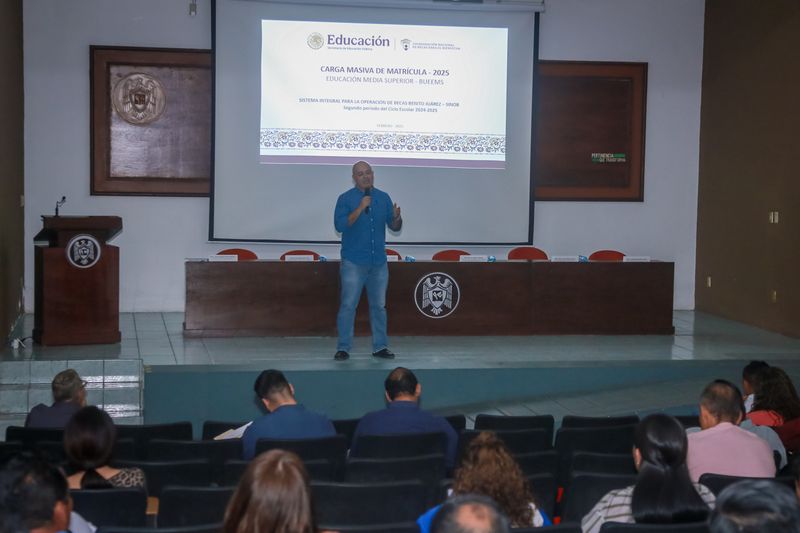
[
  {"xmin": 686, "ymin": 380, "xmax": 775, "ymax": 481},
  {"xmin": 431, "ymin": 494, "xmax": 511, "ymax": 533},
  {"xmin": 351, "ymin": 367, "xmax": 458, "ymax": 468},
  {"xmin": 242, "ymin": 370, "xmax": 335, "ymax": 460},
  {"xmin": 747, "ymin": 366, "xmax": 800, "ymax": 428},
  {"xmin": 709, "ymin": 479, "xmax": 800, "ymax": 533},
  {"xmin": 418, "ymin": 432, "xmax": 550, "ymax": 532},
  {"xmin": 741, "ymin": 360, "xmax": 769, "ymax": 413},
  {"xmin": 25, "ymin": 369, "xmax": 87, "ymax": 429},
  {"xmin": 223, "ymin": 449, "xmax": 319, "ymax": 533},
  {"xmin": 0, "ymin": 453, "xmax": 95, "ymax": 533},
  {"xmin": 581, "ymin": 414, "xmax": 714, "ymax": 533},
  {"xmin": 65, "ymin": 406, "xmax": 145, "ymax": 490}
]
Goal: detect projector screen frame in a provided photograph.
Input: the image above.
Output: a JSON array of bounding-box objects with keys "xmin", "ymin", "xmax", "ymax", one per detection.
[{"xmin": 209, "ymin": 0, "xmax": 540, "ymax": 246}]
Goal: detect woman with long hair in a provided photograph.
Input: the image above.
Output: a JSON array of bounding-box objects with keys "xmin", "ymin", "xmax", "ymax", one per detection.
[
  {"xmin": 223, "ymin": 449, "xmax": 317, "ymax": 533},
  {"xmin": 418, "ymin": 431, "xmax": 550, "ymax": 531},
  {"xmin": 64, "ymin": 406, "xmax": 145, "ymax": 489},
  {"xmin": 581, "ymin": 414, "xmax": 714, "ymax": 533},
  {"xmin": 748, "ymin": 367, "xmax": 800, "ymax": 427}
]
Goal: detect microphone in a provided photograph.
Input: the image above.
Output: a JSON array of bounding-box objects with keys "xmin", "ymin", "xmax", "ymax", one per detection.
[
  {"xmin": 55, "ymin": 196, "xmax": 66, "ymax": 217},
  {"xmin": 364, "ymin": 187, "xmax": 371, "ymax": 214}
]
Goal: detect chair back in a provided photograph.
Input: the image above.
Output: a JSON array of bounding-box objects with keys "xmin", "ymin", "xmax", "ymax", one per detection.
[
  {"xmin": 351, "ymin": 432, "xmax": 447, "ymax": 460},
  {"xmin": 515, "ymin": 450, "xmax": 559, "ymax": 477},
  {"xmin": 600, "ymin": 523, "xmax": 711, "ymax": 532},
  {"xmin": 146, "ymin": 439, "xmax": 242, "ymax": 485},
  {"xmin": 445, "ymin": 414, "xmax": 467, "ymax": 432},
  {"xmin": 474, "ymin": 414, "xmax": 555, "ymax": 442},
  {"xmin": 333, "ymin": 418, "xmax": 360, "ymax": 448},
  {"xmin": 673, "ymin": 414, "xmax": 701, "ymax": 429},
  {"xmin": 457, "ymin": 428, "xmax": 553, "ymax": 466},
  {"xmin": 326, "ymin": 523, "xmax": 420, "ymax": 533},
  {"xmin": 71, "ymin": 488, "xmax": 147, "ymax": 528},
  {"xmin": 217, "ymin": 248, "xmax": 257, "ymax": 261},
  {"xmin": 345, "ymin": 454, "xmax": 446, "ymax": 485},
  {"xmin": 279, "ymin": 249, "xmax": 320, "ymax": 260},
  {"xmin": 158, "ymin": 486, "xmax": 235, "ymax": 528},
  {"xmin": 561, "ymin": 415, "xmax": 639, "ymax": 428},
  {"xmin": 507, "ymin": 246, "xmax": 549, "ymax": 261},
  {"xmin": 5, "ymin": 426, "xmax": 63, "ymax": 448},
  {"xmin": 116, "ymin": 422, "xmax": 193, "ymax": 460},
  {"xmin": 98, "ymin": 526, "xmax": 222, "ymax": 533},
  {"xmin": 519, "ymin": 525, "xmax": 583, "ymax": 533},
  {"xmin": 571, "ymin": 452, "xmax": 637, "ymax": 475},
  {"xmin": 588, "ymin": 249, "xmax": 625, "ymax": 261},
  {"xmin": 528, "ymin": 472, "xmax": 557, "ymax": 519},
  {"xmin": 114, "ymin": 459, "xmax": 211, "ymax": 497},
  {"xmin": 698, "ymin": 473, "xmax": 795, "ymax": 496},
  {"xmin": 555, "ymin": 425, "xmax": 637, "ymax": 487},
  {"xmin": 255, "ymin": 435, "xmax": 347, "ymax": 479},
  {"xmin": 560, "ymin": 473, "xmax": 636, "ymax": 522},
  {"xmin": 312, "ymin": 480, "xmax": 428, "ymax": 527},
  {"xmin": 431, "ymin": 249, "xmax": 470, "ymax": 261}
]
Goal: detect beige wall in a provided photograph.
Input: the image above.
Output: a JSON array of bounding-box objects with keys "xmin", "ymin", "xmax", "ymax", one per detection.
[
  {"xmin": 0, "ymin": 0, "xmax": 24, "ymax": 341},
  {"xmin": 696, "ymin": 0, "xmax": 800, "ymax": 337}
]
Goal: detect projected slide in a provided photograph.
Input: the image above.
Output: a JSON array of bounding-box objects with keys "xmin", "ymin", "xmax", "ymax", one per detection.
[{"xmin": 260, "ymin": 20, "xmax": 508, "ymax": 169}]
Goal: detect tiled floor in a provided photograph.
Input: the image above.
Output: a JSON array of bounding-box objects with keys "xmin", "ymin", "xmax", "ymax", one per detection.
[{"xmin": 1, "ymin": 310, "xmax": 799, "ymax": 436}]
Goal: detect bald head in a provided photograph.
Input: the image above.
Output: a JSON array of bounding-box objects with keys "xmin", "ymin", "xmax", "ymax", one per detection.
[
  {"xmin": 700, "ymin": 380, "xmax": 743, "ymax": 428},
  {"xmin": 431, "ymin": 495, "xmax": 510, "ymax": 533},
  {"xmin": 352, "ymin": 160, "xmax": 374, "ymax": 191}
]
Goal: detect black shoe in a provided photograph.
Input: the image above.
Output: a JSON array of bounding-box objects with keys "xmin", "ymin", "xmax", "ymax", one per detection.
[
  {"xmin": 372, "ymin": 348, "xmax": 395, "ymax": 359},
  {"xmin": 334, "ymin": 350, "xmax": 350, "ymax": 361}
]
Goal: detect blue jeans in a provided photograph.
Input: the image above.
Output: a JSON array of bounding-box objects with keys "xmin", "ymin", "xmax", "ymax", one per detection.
[{"xmin": 336, "ymin": 259, "xmax": 388, "ymax": 352}]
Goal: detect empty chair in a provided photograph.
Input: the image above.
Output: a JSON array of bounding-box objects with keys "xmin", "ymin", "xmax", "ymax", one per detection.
[
  {"xmin": 98, "ymin": 526, "xmax": 222, "ymax": 533},
  {"xmin": 588, "ymin": 249, "xmax": 625, "ymax": 261},
  {"xmin": 431, "ymin": 249, "xmax": 470, "ymax": 261},
  {"xmin": 475, "ymin": 414, "xmax": 555, "ymax": 443},
  {"xmin": 571, "ymin": 452, "xmax": 637, "ymax": 476},
  {"xmin": 600, "ymin": 523, "xmax": 710, "ymax": 532},
  {"xmin": 312, "ymin": 480, "xmax": 428, "ymax": 527},
  {"xmin": 698, "ymin": 473, "xmax": 795, "ymax": 496},
  {"xmin": 216, "ymin": 248, "xmax": 257, "ymax": 260},
  {"xmin": 255, "ymin": 435, "xmax": 348, "ymax": 479},
  {"xmin": 333, "ymin": 418, "xmax": 360, "ymax": 448},
  {"xmin": 445, "ymin": 414, "xmax": 467, "ymax": 432},
  {"xmin": 560, "ymin": 473, "xmax": 637, "ymax": 522},
  {"xmin": 71, "ymin": 488, "xmax": 147, "ymax": 528},
  {"xmin": 528, "ymin": 472, "xmax": 558, "ymax": 520},
  {"xmin": 223, "ymin": 458, "xmax": 334, "ymax": 485},
  {"xmin": 158, "ymin": 486, "xmax": 235, "ymax": 527},
  {"xmin": 345, "ymin": 454, "xmax": 446, "ymax": 485},
  {"xmin": 279, "ymin": 249, "xmax": 320, "ymax": 260},
  {"xmin": 351, "ymin": 432, "xmax": 447, "ymax": 460},
  {"xmin": 457, "ymin": 429, "xmax": 552, "ymax": 465},
  {"xmin": 673, "ymin": 415, "xmax": 701, "ymax": 429},
  {"xmin": 116, "ymin": 421, "xmax": 193, "ymax": 459},
  {"xmin": 515, "ymin": 450, "xmax": 559, "ymax": 477},
  {"xmin": 114, "ymin": 459, "xmax": 211, "ymax": 497},
  {"xmin": 0, "ymin": 441, "xmax": 21, "ymax": 461},
  {"xmin": 35, "ymin": 437, "xmax": 135, "ymax": 465},
  {"xmin": 146, "ymin": 439, "xmax": 242, "ymax": 485},
  {"xmin": 5, "ymin": 426, "xmax": 63, "ymax": 448},
  {"xmin": 507, "ymin": 246, "xmax": 549, "ymax": 261},
  {"xmin": 561, "ymin": 415, "xmax": 639, "ymax": 428},
  {"xmin": 555, "ymin": 424, "xmax": 636, "ymax": 486},
  {"xmin": 201, "ymin": 420, "xmax": 248, "ymax": 441}
]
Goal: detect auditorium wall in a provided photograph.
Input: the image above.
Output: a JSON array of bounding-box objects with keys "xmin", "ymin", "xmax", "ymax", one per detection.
[
  {"xmin": 22, "ymin": 0, "xmax": 705, "ymax": 312},
  {"xmin": 696, "ymin": 0, "xmax": 800, "ymax": 337},
  {"xmin": 0, "ymin": 0, "xmax": 24, "ymax": 339}
]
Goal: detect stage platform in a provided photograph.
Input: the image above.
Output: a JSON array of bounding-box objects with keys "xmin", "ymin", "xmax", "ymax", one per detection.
[{"xmin": 2, "ymin": 311, "xmax": 799, "ymax": 439}]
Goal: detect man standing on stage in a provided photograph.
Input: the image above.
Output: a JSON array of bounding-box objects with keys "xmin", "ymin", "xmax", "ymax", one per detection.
[{"xmin": 333, "ymin": 161, "xmax": 402, "ymax": 361}]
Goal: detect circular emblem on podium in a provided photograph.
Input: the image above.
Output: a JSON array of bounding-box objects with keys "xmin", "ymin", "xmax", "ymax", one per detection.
[
  {"xmin": 307, "ymin": 32, "xmax": 324, "ymax": 50},
  {"xmin": 66, "ymin": 235, "xmax": 102, "ymax": 269},
  {"xmin": 111, "ymin": 73, "xmax": 166, "ymax": 125},
  {"xmin": 414, "ymin": 272, "xmax": 460, "ymax": 319}
]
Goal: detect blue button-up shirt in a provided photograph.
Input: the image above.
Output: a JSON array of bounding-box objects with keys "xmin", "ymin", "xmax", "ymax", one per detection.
[
  {"xmin": 241, "ymin": 404, "xmax": 336, "ymax": 460},
  {"xmin": 334, "ymin": 187, "xmax": 395, "ymax": 265}
]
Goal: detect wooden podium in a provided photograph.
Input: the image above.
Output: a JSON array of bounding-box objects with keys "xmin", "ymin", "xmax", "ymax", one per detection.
[{"xmin": 33, "ymin": 216, "xmax": 122, "ymax": 345}]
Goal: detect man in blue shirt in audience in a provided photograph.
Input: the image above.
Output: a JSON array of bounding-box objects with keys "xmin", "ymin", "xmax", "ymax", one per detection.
[
  {"xmin": 333, "ymin": 160, "xmax": 402, "ymax": 361},
  {"xmin": 242, "ymin": 369, "xmax": 336, "ymax": 460},
  {"xmin": 352, "ymin": 367, "xmax": 458, "ymax": 468}
]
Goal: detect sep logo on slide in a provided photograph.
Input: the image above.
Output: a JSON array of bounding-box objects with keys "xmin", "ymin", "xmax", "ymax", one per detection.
[
  {"xmin": 401, "ymin": 39, "xmax": 411, "ymax": 51},
  {"xmin": 307, "ymin": 33, "xmax": 324, "ymax": 50},
  {"xmin": 66, "ymin": 235, "xmax": 101, "ymax": 269},
  {"xmin": 414, "ymin": 272, "xmax": 460, "ymax": 319}
]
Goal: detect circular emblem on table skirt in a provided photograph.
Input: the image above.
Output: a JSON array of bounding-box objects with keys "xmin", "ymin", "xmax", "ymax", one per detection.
[
  {"xmin": 414, "ymin": 272, "xmax": 460, "ymax": 319},
  {"xmin": 66, "ymin": 234, "xmax": 102, "ymax": 269},
  {"xmin": 111, "ymin": 72, "xmax": 166, "ymax": 125}
]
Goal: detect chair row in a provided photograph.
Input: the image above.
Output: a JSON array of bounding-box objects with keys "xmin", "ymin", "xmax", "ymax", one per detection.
[{"xmin": 73, "ymin": 471, "xmax": 792, "ymax": 530}]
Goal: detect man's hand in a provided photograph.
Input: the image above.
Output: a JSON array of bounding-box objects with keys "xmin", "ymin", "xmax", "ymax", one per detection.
[
  {"xmin": 390, "ymin": 203, "xmax": 402, "ymax": 231},
  {"xmin": 360, "ymin": 196, "xmax": 372, "ymax": 211},
  {"xmin": 393, "ymin": 203, "xmax": 401, "ymax": 220}
]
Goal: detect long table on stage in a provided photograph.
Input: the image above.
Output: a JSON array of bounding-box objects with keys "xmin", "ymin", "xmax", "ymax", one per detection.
[{"xmin": 183, "ymin": 260, "xmax": 674, "ymax": 337}]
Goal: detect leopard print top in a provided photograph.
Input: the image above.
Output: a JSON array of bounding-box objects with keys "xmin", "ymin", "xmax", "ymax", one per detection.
[{"xmin": 107, "ymin": 467, "xmax": 146, "ymax": 489}]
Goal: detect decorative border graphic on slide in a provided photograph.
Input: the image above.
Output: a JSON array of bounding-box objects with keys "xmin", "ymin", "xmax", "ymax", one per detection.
[{"xmin": 260, "ymin": 128, "xmax": 505, "ymax": 169}]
